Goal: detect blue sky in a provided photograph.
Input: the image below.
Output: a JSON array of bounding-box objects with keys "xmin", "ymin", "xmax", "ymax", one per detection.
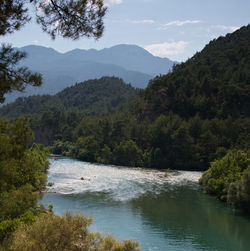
[{"xmin": 1, "ymin": 0, "xmax": 250, "ymax": 62}]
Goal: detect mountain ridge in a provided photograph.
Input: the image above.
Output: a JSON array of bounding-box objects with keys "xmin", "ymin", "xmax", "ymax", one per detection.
[
  {"xmin": 0, "ymin": 77, "xmax": 138, "ymax": 119},
  {"xmin": 3, "ymin": 44, "xmax": 174, "ymax": 103},
  {"xmin": 20, "ymin": 43, "xmax": 174, "ymax": 75}
]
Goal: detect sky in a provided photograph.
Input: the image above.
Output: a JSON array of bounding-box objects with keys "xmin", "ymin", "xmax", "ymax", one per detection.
[{"xmin": 1, "ymin": 0, "xmax": 250, "ymax": 62}]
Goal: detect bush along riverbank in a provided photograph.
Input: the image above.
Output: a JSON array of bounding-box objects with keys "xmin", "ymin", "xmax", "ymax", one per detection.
[
  {"xmin": 199, "ymin": 150, "xmax": 250, "ymax": 214},
  {"xmin": 0, "ymin": 119, "xmax": 141, "ymax": 250}
]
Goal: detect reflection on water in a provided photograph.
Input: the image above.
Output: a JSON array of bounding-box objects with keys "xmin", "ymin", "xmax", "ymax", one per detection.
[
  {"xmin": 40, "ymin": 158, "xmax": 250, "ymax": 251},
  {"xmin": 131, "ymin": 187, "xmax": 250, "ymax": 251}
]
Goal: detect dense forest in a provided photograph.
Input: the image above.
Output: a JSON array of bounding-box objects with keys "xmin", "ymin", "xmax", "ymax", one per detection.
[
  {"xmin": 0, "ymin": 0, "xmax": 142, "ymax": 248},
  {"xmin": 1, "ymin": 25, "xmax": 249, "ymax": 170},
  {"xmin": 0, "ymin": 77, "xmax": 138, "ymax": 118},
  {"xmin": 1, "ymin": 0, "xmax": 249, "ymax": 248},
  {"xmin": 1, "ymin": 25, "xmax": 250, "ymax": 214}
]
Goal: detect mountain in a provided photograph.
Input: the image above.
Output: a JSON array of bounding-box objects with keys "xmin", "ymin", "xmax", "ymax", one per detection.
[
  {"xmin": 63, "ymin": 44, "xmax": 174, "ymax": 75},
  {"xmin": 133, "ymin": 25, "xmax": 250, "ymax": 170},
  {"xmin": 1, "ymin": 26, "xmax": 249, "ymax": 171},
  {"xmin": 0, "ymin": 77, "xmax": 138, "ymax": 119},
  {"xmin": 3, "ymin": 44, "xmax": 174, "ymax": 103},
  {"xmin": 32, "ymin": 25, "xmax": 249, "ymax": 170},
  {"xmin": 144, "ymin": 25, "xmax": 250, "ymax": 120}
]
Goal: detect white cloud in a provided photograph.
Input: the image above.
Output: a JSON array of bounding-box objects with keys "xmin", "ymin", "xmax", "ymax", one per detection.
[
  {"xmin": 144, "ymin": 41, "xmax": 189, "ymax": 57},
  {"xmin": 215, "ymin": 25, "xmax": 240, "ymax": 32},
  {"xmin": 163, "ymin": 20, "xmax": 201, "ymax": 28},
  {"xmin": 132, "ymin": 19, "xmax": 155, "ymax": 24},
  {"xmin": 33, "ymin": 40, "xmax": 39, "ymax": 44},
  {"xmin": 105, "ymin": 0, "xmax": 123, "ymax": 5}
]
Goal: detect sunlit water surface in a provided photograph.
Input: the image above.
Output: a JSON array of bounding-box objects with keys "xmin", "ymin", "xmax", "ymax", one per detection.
[{"xmin": 40, "ymin": 157, "xmax": 250, "ymax": 251}]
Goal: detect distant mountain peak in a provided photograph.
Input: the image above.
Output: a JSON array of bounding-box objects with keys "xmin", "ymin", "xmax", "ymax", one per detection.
[
  {"xmin": 20, "ymin": 45, "xmax": 59, "ymax": 53},
  {"xmin": 108, "ymin": 44, "xmax": 148, "ymax": 51},
  {"xmin": 4, "ymin": 44, "xmax": 175, "ymax": 103},
  {"xmin": 19, "ymin": 45, "xmax": 61, "ymax": 59},
  {"xmin": 102, "ymin": 44, "xmax": 154, "ymax": 57}
]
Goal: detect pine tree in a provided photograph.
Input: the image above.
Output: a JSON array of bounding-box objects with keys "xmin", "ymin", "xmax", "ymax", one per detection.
[{"xmin": 0, "ymin": 0, "xmax": 107, "ymax": 102}]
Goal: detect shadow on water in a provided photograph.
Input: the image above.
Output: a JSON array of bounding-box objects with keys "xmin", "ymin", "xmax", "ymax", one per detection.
[{"xmin": 130, "ymin": 184, "xmax": 250, "ymax": 251}]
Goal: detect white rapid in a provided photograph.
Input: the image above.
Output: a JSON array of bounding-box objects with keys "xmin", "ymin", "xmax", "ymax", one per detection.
[{"xmin": 47, "ymin": 158, "xmax": 203, "ymax": 201}]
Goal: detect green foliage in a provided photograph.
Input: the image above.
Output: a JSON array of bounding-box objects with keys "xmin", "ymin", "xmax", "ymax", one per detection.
[
  {"xmin": 0, "ymin": 77, "xmax": 137, "ymax": 118},
  {"xmin": 0, "ymin": 185, "xmax": 37, "ymax": 221},
  {"xmin": 0, "ymin": 0, "xmax": 30, "ymax": 36},
  {"xmin": 145, "ymin": 25, "xmax": 250, "ymax": 120},
  {"xmin": 0, "ymin": 118, "xmax": 49, "ymax": 240},
  {"xmin": 228, "ymin": 167, "xmax": 250, "ymax": 213},
  {"xmin": 139, "ymin": 25, "xmax": 250, "ymax": 169},
  {"xmin": 200, "ymin": 149, "xmax": 250, "ymax": 213},
  {"xmin": 0, "ymin": 44, "xmax": 42, "ymax": 103},
  {"xmin": 50, "ymin": 140, "xmax": 74, "ymax": 156},
  {"xmin": 0, "ymin": 0, "xmax": 106, "ymax": 102},
  {"xmin": 199, "ymin": 150, "xmax": 250, "ymax": 203},
  {"xmin": 35, "ymin": 0, "xmax": 107, "ymax": 40},
  {"xmin": 1, "ymin": 27, "xmax": 250, "ymax": 172},
  {"xmin": 76, "ymin": 136, "xmax": 99, "ymax": 162},
  {"xmin": 8, "ymin": 213, "xmax": 141, "ymax": 251},
  {"xmin": 47, "ymin": 182, "xmax": 54, "ymax": 187},
  {"xmin": 113, "ymin": 140, "xmax": 143, "ymax": 167},
  {"xmin": 97, "ymin": 145, "xmax": 112, "ymax": 164},
  {"xmin": 62, "ymin": 95, "xmax": 145, "ymax": 166},
  {"xmin": 48, "ymin": 204, "xmax": 54, "ymax": 213},
  {"xmin": 0, "ymin": 209, "xmax": 39, "ymax": 241},
  {"xmin": 146, "ymin": 114, "xmax": 195, "ymax": 169},
  {"xmin": 22, "ymin": 26, "xmax": 249, "ymax": 171}
]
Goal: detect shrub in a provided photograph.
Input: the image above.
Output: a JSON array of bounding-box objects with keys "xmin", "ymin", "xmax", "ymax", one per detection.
[
  {"xmin": 9, "ymin": 213, "xmax": 141, "ymax": 251},
  {"xmin": 199, "ymin": 150, "xmax": 249, "ymax": 201}
]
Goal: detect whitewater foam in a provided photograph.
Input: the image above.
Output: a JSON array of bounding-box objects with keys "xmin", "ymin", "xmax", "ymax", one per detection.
[{"xmin": 47, "ymin": 158, "xmax": 202, "ymax": 201}]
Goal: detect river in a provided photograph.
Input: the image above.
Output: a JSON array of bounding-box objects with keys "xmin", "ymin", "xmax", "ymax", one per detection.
[{"xmin": 40, "ymin": 157, "xmax": 250, "ymax": 251}]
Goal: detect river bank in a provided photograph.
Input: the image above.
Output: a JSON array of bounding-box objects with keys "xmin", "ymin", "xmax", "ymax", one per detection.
[{"xmin": 40, "ymin": 157, "xmax": 250, "ymax": 251}]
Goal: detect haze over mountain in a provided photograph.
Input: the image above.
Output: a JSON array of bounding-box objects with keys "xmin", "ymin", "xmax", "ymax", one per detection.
[{"xmin": 4, "ymin": 44, "xmax": 174, "ymax": 103}]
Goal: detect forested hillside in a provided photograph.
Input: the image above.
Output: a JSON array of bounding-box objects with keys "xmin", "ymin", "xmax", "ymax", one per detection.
[
  {"xmin": 0, "ymin": 77, "xmax": 138, "ymax": 118},
  {"xmin": 3, "ymin": 44, "xmax": 175, "ymax": 104},
  {"xmin": 1, "ymin": 26, "xmax": 249, "ymax": 173},
  {"xmin": 144, "ymin": 25, "xmax": 250, "ymax": 120},
  {"xmin": 34, "ymin": 25, "xmax": 249, "ymax": 172},
  {"xmin": 133, "ymin": 24, "xmax": 250, "ymax": 170}
]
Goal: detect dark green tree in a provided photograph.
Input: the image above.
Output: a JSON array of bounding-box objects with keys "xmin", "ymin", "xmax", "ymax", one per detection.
[
  {"xmin": 0, "ymin": 0, "xmax": 107, "ymax": 102},
  {"xmin": 0, "ymin": 118, "xmax": 49, "ymax": 240},
  {"xmin": 35, "ymin": 0, "xmax": 106, "ymax": 40},
  {"xmin": 113, "ymin": 140, "xmax": 143, "ymax": 167},
  {"xmin": 199, "ymin": 150, "xmax": 249, "ymax": 201},
  {"xmin": 228, "ymin": 166, "xmax": 250, "ymax": 213},
  {"xmin": 0, "ymin": 44, "xmax": 42, "ymax": 103}
]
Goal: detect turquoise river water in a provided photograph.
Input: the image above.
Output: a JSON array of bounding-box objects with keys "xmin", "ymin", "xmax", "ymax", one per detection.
[{"xmin": 40, "ymin": 157, "xmax": 250, "ymax": 251}]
